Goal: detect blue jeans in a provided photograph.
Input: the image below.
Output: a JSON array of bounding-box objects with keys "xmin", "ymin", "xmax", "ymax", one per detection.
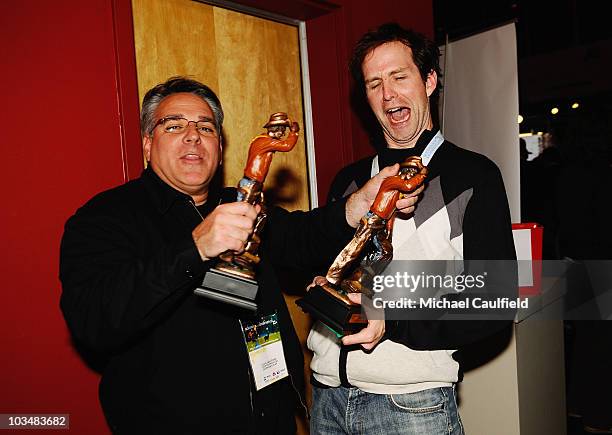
[{"xmin": 311, "ymin": 385, "xmax": 464, "ymax": 435}]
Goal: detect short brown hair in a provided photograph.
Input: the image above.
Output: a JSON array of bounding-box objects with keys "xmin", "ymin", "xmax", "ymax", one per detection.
[{"xmin": 350, "ymin": 23, "xmax": 442, "ymax": 88}]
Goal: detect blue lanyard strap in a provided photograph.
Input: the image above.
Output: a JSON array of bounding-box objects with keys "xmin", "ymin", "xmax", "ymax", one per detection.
[{"xmin": 420, "ymin": 130, "xmax": 444, "ymax": 166}]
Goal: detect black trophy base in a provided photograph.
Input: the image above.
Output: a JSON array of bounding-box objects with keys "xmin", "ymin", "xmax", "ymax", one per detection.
[
  {"xmin": 195, "ymin": 267, "xmax": 258, "ymax": 311},
  {"xmin": 296, "ymin": 285, "xmax": 367, "ymax": 335}
]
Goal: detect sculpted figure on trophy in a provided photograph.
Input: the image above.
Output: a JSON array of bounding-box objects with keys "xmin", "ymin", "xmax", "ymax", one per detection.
[
  {"xmin": 297, "ymin": 156, "xmax": 428, "ymax": 334},
  {"xmin": 217, "ymin": 112, "xmax": 300, "ymax": 278},
  {"xmin": 196, "ymin": 112, "xmax": 299, "ymax": 310}
]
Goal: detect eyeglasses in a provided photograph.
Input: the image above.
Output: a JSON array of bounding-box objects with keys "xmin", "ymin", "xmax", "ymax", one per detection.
[{"xmin": 153, "ymin": 116, "xmax": 217, "ymax": 136}]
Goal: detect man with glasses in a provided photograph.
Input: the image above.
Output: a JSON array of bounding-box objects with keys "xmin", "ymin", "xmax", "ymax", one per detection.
[{"xmin": 59, "ymin": 76, "xmax": 415, "ymax": 434}]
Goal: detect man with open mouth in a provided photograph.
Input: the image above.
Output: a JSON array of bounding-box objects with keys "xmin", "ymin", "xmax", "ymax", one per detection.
[{"xmin": 308, "ymin": 22, "xmax": 516, "ymax": 435}]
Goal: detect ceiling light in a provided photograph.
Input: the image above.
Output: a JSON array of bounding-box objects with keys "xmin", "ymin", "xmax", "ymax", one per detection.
[
  {"xmin": 551, "ymin": 107, "xmax": 559, "ymax": 115},
  {"xmin": 518, "ymin": 114, "xmax": 523, "ymax": 124},
  {"xmin": 571, "ymin": 102, "xmax": 579, "ymax": 109}
]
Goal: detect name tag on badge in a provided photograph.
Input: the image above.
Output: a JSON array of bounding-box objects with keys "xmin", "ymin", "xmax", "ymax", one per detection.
[{"xmin": 240, "ymin": 312, "xmax": 288, "ymax": 391}]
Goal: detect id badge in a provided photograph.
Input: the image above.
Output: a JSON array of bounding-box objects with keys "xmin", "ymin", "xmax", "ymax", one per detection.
[{"xmin": 240, "ymin": 312, "xmax": 288, "ymax": 391}]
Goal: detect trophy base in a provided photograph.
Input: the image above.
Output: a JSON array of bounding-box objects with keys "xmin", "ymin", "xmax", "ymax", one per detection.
[
  {"xmin": 195, "ymin": 267, "xmax": 258, "ymax": 312},
  {"xmin": 296, "ymin": 284, "xmax": 368, "ymax": 335}
]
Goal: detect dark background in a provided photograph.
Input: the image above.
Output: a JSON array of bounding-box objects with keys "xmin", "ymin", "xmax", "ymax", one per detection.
[{"xmin": 434, "ymin": 0, "xmax": 612, "ymax": 163}]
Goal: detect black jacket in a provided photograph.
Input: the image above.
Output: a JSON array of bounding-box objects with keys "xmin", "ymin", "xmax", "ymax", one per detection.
[{"xmin": 59, "ymin": 167, "xmax": 352, "ymax": 433}]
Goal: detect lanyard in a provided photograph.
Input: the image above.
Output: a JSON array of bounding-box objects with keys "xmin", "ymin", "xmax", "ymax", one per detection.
[
  {"xmin": 420, "ymin": 130, "xmax": 444, "ymax": 166},
  {"xmin": 371, "ymin": 130, "xmax": 444, "ymax": 176}
]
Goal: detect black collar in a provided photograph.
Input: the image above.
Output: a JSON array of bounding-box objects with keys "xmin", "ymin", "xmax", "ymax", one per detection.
[
  {"xmin": 141, "ymin": 167, "xmax": 194, "ymax": 214},
  {"xmin": 141, "ymin": 167, "xmax": 223, "ymax": 215},
  {"xmin": 378, "ymin": 129, "xmax": 438, "ymax": 168}
]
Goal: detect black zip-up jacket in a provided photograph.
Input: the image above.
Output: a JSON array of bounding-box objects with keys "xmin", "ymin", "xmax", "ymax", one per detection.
[{"xmin": 59, "ymin": 167, "xmax": 352, "ymax": 433}]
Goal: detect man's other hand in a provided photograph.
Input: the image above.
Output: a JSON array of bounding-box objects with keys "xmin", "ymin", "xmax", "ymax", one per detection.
[
  {"xmin": 192, "ymin": 202, "xmax": 259, "ymax": 261},
  {"xmin": 345, "ymin": 164, "xmax": 399, "ymax": 227},
  {"xmin": 307, "ymin": 276, "xmax": 328, "ymax": 290},
  {"xmin": 396, "ymin": 185, "xmax": 424, "ymax": 216},
  {"xmin": 341, "ymin": 293, "xmax": 385, "ymax": 351}
]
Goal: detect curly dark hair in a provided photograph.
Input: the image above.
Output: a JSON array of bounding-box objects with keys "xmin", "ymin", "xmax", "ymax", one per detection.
[{"xmin": 349, "ymin": 23, "xmax": 442, "ymax": 88}]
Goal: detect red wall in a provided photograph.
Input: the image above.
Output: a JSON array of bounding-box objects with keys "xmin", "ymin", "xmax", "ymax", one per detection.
[
  {"xmin": 0, "ymin": 1, "xmax": 136, "ymax": 433},
  {"xmin": 0, "ymin": 1, "xmax": 431, "ymax": 433}
]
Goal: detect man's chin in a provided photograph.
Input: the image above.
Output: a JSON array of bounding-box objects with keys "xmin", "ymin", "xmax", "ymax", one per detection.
[
  {"xmin": 383, "ymin": 124, "xmax": 409, "ymax": 140},
  {"xmin": 175, "ymin": 175, "xmax": 212, "ymax": 192},
  {"xmin": 383, "ymin": 129, "xmax": 422, "ymax": 148}
]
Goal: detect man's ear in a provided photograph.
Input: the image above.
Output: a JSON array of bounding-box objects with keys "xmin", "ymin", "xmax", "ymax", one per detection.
[
  {"xmin": 425, "ymin": 70, "xmax": 438, "ymax": 97},
  {"xmin": 143, "ymin": 134, "xmax": 152, "ymax": 162}
]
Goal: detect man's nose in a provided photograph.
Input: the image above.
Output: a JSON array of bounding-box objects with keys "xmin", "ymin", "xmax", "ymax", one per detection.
[
  {"xmin": 382, "ymin": 81, "xmax": 396, "ymax": 101},
  {"xmin": 183, "ymin": 122, "xmax": 201, "ymax": 143}
]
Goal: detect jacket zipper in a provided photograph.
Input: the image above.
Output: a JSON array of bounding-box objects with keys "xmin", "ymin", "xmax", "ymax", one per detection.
[
  {"xmin": 247, "ymin": 366, "xmax": 254, "ymax": 414},
  {"xmin": 189, "ymin": 200, "xmax": 204, "ymax": 221},
  {"xmin": 289, "ymin": 373, "xmax": 310, "ymax": 420}
]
